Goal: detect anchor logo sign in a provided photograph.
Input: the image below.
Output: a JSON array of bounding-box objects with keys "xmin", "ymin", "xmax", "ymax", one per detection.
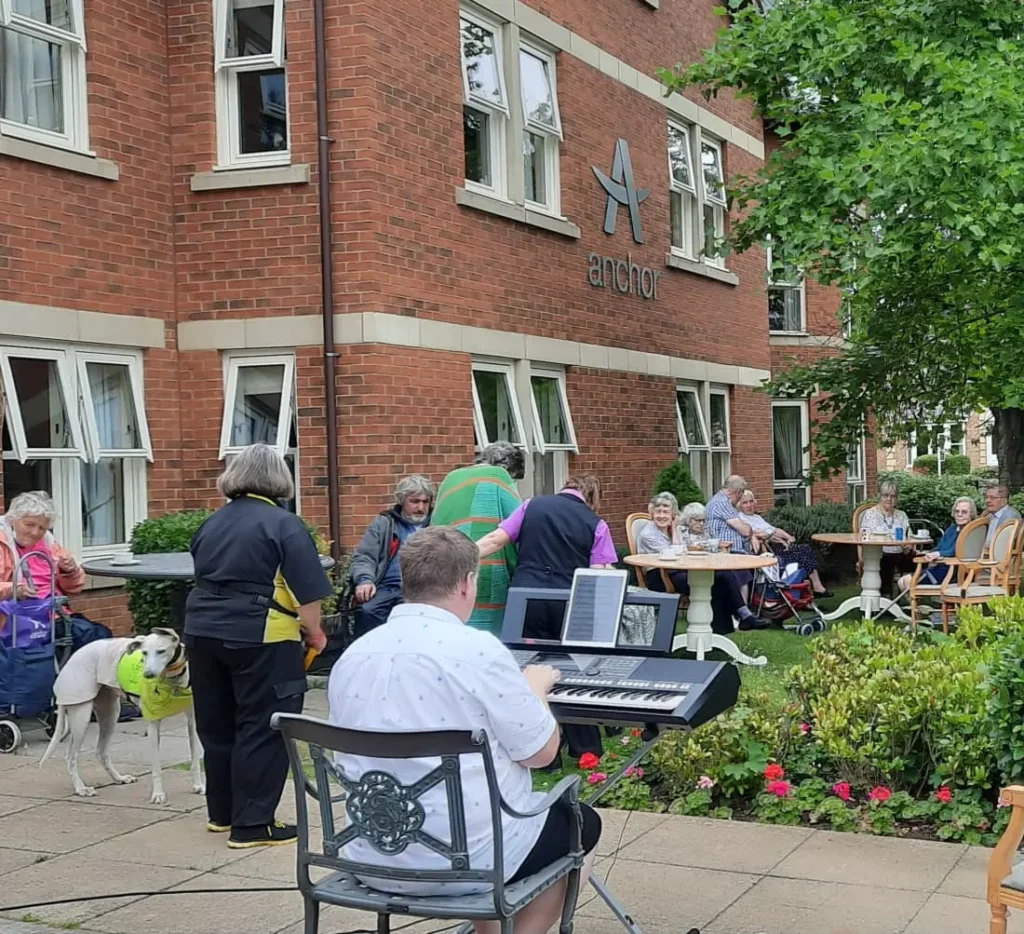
[{"xmin": 592, "ymin": 138, "xmax": 650, "ymax": 245}]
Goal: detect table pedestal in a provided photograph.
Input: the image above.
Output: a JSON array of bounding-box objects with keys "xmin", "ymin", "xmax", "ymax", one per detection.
[
  {"xmin": 818, "ymin": 543, "xmax": 912, "ymax": 623},
  {"xmin": 669, "ymin": 568, "xmax": 767, "ymax": 667}
]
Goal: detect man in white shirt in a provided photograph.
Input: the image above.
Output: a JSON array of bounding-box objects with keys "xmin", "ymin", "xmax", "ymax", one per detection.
[
  {"xmin": 328, "ymin": 526, "xmax": 601, "ymax": 933},
  {"xmin": 984, "ymin": 484, "xmax": 1021, "ymax": 548}
]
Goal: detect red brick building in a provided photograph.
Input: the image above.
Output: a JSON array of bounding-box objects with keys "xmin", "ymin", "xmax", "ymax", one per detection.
[{"xmin": 0, "ymin": 0, "xmax": 870, "ymax": 632}]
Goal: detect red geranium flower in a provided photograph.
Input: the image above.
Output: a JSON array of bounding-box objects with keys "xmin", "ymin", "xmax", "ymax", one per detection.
[
  {"xmin": 867, "ymin": 786, "xmax": 892, "ymax": 804},
  {"xmin": 763, "ymin": 763, "xmax": 785, "ymax": 782},
  {"xmin": 766, "ymin": 780, "xmax": 792, "ymax": 798},
  {"xmin": 934, "ymin": 786, "xmax": 952, "ymax": 804},
  {"xmin": 831, "ymin": 782, "xmax": 851, "ymax": 802},
  {"xmin": 577, "ymin": 752, "xmax": 600, "ymax": 770}
]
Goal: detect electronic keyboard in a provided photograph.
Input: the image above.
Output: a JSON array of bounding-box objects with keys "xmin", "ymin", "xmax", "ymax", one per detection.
[{"xmin": 511, "ymin": 649, "xmax": 739, "ymax": 730}]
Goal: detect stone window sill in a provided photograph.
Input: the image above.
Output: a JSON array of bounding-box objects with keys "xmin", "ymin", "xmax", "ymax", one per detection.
[
  {"xmin": 0, "ymin": 134, "xmax": 119, "ymax": 180},
  {"xmin": 455, "ymin": 187, "xmax": 581, "ymax": 239},
  {"xmin": 190, "ymin": 163, "xmax": 311, "ymax": 192},
  {"xmin": 665, "ymin": 252, "xmax": 739, "ymax": 286}
]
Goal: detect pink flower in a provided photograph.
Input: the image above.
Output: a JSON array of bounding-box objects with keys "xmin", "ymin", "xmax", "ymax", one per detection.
[
  {"xmin": 998, "ymin": 796, "xmax": 1011, "ymax": 809},
  {"xmin": 934, "ymin": 786, "xmax": 952, "ymax": 804},
  {"xmin": 867, "ymin": 786, "xmax": 892, "ymax": 804},
  {"xmin": 831, "ymin": 782, "xmax": 851, "ymax": 802},
  {"xmin": 764, "ymin": 763, "xmax": 785, "ymax": 781},
  {"xmin": 619, "ymin": 736, "xmax": 631, "ymax": 745},
  {"xmin": 799, "ymin": 722, "xmax": 811, "ymax": 735},
  {"xmin": 624, "ymin": 766, "xmax": 645, "ymax": 779},
  {"xmin": 577, "ymin": 753, "xmax": 600, "ymax": 770},
  {"xmin": 766, "ymin": 780, "xmax": 792, "ymax": 797},
  {"xmin": 587, "ymin": 772, "xmax": 607, "ymax": 785},
  {"xmin": 696, "ymin": 776, "xmax": 716, "ymax": 791}
]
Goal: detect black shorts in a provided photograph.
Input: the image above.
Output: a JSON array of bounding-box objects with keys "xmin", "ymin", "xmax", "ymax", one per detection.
[{"xmin": 508, "ymin": 801, "xmax": 602, "ymax": 883}]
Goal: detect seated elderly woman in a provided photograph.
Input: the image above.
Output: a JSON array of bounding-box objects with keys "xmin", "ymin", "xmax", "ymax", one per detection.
[
  {"xmin": 635, "ymin": 493, "xmax": 767, "ymax": 632},
  {"xmin": 0, "ymin": 491, "xmax": 84, "ymax": 603},
  {"xmin": 859, "ymin": 479, "xmax": 916, "ymax": 599},
  {"xmin": 737, "ymin": 490, "xmax": 833, "ymax": 598},
  {"xmin": 897, "ymin": 495, "xmax": 978, "ymax": 596}
]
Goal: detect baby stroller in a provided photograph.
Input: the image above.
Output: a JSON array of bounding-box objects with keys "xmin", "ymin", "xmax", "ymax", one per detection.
[
  {"xmin": 750, "ymin": 555, "xmax": 827, "ymax": 637},
  {"xmin": 0, "ymin": 552, "xmax": 73, "ymax": 753}
]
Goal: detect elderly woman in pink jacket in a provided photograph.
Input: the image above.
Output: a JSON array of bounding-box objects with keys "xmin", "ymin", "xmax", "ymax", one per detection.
[{"xmin": 0, "ymin": 491, "xmax": 84, "ymax": 605}]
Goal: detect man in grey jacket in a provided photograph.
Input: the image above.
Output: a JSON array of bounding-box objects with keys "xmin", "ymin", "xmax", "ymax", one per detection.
[{"xmin": 349, "ymin": 475, "xmax": 434, "ymax": 637}]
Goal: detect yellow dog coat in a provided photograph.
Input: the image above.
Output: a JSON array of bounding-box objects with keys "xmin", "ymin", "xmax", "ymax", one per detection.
[{"xmin": 116, "ymin": 651, "xmax": 192, "ymax": 722}]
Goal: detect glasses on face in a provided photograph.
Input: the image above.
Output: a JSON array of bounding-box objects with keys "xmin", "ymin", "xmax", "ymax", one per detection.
[{"xmin": 881, "ymin": 493, "xmax": 897, "ymax": 500}]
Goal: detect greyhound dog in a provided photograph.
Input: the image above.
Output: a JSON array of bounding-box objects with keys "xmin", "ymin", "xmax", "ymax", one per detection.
[{"xmin": 40, "ymin": 628, "xmax": 204, "ymax": 805}]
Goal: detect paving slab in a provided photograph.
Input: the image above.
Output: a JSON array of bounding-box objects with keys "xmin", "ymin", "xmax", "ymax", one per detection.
[
  {"xmin": 594, "ymin": 809, "xmax": 671, "ymax": 857},
  {"xmin": 0, "ymin": 847, "xmax": 52, "ymax": 876},
  {"xmin": 275, "ymin": 905, "xmax": 455, "ymax": 934},
  {"xmin": 769, "ymin": 830, "xmax": 966, "ymax": 892},
  {"xmin": 936, "ymin": 843, "xmax": 996, "ymax": 898},
  {"xmin": 0, "ymin": 799, "xmax": 166, "ymax": 854},
  {"xmin": 617, "ymin": 814, "xmax": 812, "ymax": 875},
  {"xmin": 0, "ymin": 853, "xmax": 198, "ymax": 926},
  {"xmin": 0, "ymin": 794, "xmax": 44, "ymax": 818},
  {"xmin": 708, "ymin": 874, "xmax": 928, "ymax": 934},
  {"xmin": 904, "ymin": 892, "xmax": 1024, "ymax": 934}
]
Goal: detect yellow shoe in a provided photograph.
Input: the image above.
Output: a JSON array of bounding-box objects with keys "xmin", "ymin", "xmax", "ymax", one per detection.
[{"xmin": 227, "ymin": 821, "xmax": 297, "ymax": 849}]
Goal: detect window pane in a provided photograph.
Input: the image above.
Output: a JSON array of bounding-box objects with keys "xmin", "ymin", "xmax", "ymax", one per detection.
[
  {"xmin": 772, "ymin": 406, "xmax": 803, "ymax": 481},
  {"xmin": 709, "ymin": 394, "xmax": 729, "ymax": 448},
  {"xmin": 8, "ymin": 356, "xmax": 74, "ymax": 450},
  {"xmin": 668, "ymin": 126, "xmax": 692, "ymax": 189},
  {"xmin": 81, "ymin": 459, "xmax": 126, "ymax": 547},
  {"xmin": 519, "ymin": 49, "xmax": 555, "ymax": 130},
  {"xmin": 774, "ymin": 486, "xmax": 806, "ymax": 507},
  {"xmin": 677, "ymin": 391, "xmax": 706, "ymax": 447},
  {"xmin": 463, "ymin": 106, "xmax": 491, "ymax": 185},
  {"xmin": 846, "ymin": 444, "xmax": 863, "ymax": 482},
  {"xmin": 524, "ymin": 131, "xmax": 546, "ymax": 204},
  {"xmin": 533, "ymin": 450, "xmax": 556, "ymax": 496},
  {"xmin": 283, "ymin": 452, "xmax": 297, "ymax": 514},
  {"xmin": 2, "ymin": 455, "xmax": 52, "ymax": 507},
  {"xmin": 847, "ymin": 483, "xmax": 866, "ymax": 509},
  {"xmin": 460, "ymin": 18, "xmax": 503, "ymax": 108},
  {"xmin": 703, "ymin": 204, "xmax": 719, "ymax": 259},
  {"xmin": 949, "ymin": 422, "xmax": 965, "ymax": 454},
  {"xmin": 85, "ymin": 362, "xmax": 142, "ymax": 450},
  {"xmin": 768, "ymin": 286, "xmax": 802, "ymax": 331},
  {"xmin": 700, "ymin": 142, "xmax": 725, "ymax": 204},
  {"xmin": 712, "ymin": 451, "xmax": 729, "ymax": 491},
  {"xmin": 227, "ymin": 0, "xmax": 275, "ymax": 58},
  {"xmin": 12, "ymin": 0, "xmax": 73, "ymax": 31},
  {"xmin": 473, "ymin": 370, "xmax": 520, "ymax": 445},
  {"xmin": 0, "ymin": 30, "xmax": 63, "ymax": 133},
  {"xmin": 237, "ymin": 69, "xmax": 287, "ymax": 153},
  {"xmin": 229, "ymin": 364, "xmax": 285, "ymax": 447},
  {"xmin": 531, "ymin": 376, "xmax": 570, "ymax": 446}
]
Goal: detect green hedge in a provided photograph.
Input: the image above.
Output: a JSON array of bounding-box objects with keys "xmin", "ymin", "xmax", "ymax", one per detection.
[
  {"xmin": 650, "ymin": 460, "xmax": 704, "ymax": 511},
  {"xmin": 913, "ymin": 453, "xmax": 971, "ymax": 475},
  {"xmin": 877, "ymin": 471, "xmax": 983, "ymax": 531}
]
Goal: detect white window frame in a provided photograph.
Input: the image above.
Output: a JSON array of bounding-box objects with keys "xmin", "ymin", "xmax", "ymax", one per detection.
[
  {"xmin": 219, "ymin": 353, "xmax": 295, "ymax": 459},
  {"xmin": 708, "ymin": 386, "xmax": 732, "ymax": 488},
  {"xmin": 471, "ymin": 360, "xmax": 528, "ymax": 450},
  {"xmin": 76, "ymin": 351, "xmax": 154, "ymax": 462},
  {"xmin": 846, "ymin": 435, "xmax": 866, "ymax": 506},
  {"xmin": 460, "ymin": 6, "xmax": 509, "ymax": 201},
  {"xmin": 519, "ymin": 40, "xmax": 562, "ymax": 216},
  {"xmin": 212, "ymin": 0, "xmax": 289, "ymax": 170},
  {"xmin": 667, "ymin": 121, "xmax": 697, "ymax": 259},
  {"xmin": 699, "ymin": 137, "xmax": 727, "ymax": 269},
  {"xmin": 766, "ymin": 240, "xmax": 806, "ymax": 334},
  {"xmin": 0, "ymin": 345, "xmax": 85, "ymax": 462},
  {"xmin": 676, "ymin": 382, "xmax": 732, "ymax": 497},
  {"xmin": 0, "ymin": 339, "xmax": 149, "ymax": 559},
  {"xmin": 528, "ymin": 368, "xmax": 577, "ymax": 455},
  {"xmin": 771, "ymin": 399, "xmax": 810, "ymax": 505},
  {"xmin": 905, "ymin": 421, "xmax": 966, "ymax": 466},
  {"xmin": 0, "ymin": 0, "xmax": 89, "ymax": 152}
]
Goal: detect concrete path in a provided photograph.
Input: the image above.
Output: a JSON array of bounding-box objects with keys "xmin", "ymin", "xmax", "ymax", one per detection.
[{"xmin": 0, "ymin": 689, "xmax": 1015, "ymax": 934}]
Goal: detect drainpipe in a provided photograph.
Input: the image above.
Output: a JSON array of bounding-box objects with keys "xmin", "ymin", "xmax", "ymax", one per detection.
[{"xmin": 313, "ymin": 0, "xmax": 341, "ymax": 560}]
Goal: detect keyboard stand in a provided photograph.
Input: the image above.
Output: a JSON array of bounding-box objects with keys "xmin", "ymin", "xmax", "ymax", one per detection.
[{"xmin": 580, "ymin": 728, "xmax": 701, "ymax": 934}]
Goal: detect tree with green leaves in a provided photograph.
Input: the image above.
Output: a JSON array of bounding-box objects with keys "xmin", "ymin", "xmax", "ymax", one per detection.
[{"xmin": 660, "ymin": 0, "xmax": 1024, "ymax": 489}]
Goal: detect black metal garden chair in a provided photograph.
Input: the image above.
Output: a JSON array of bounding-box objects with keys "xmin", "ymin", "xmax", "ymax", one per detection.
[{"xmin": 272, "ymin": 712, "xmax": 585, "ymax": 934}]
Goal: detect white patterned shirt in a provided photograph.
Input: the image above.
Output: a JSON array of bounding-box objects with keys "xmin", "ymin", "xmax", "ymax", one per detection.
[
  {"xmin": 327, "ymin": 602, "xmax": 556, "ymax": 894},
  {"xmin": 858, "ymin": 505, "xmax": 910, "ymax": 554}
]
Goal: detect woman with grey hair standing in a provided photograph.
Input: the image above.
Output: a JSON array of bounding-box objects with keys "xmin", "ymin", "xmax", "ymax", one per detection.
[
  {"xmin": 185, "ymin": 443, "xmax": 332, "ymax": 849},
  {"xmin": 0, "ymin": 491, "xmax": 84, "ymax": 603},
  {"xmin": 858, "ymin": 480, "xmax": 914, "ymax": 598}
]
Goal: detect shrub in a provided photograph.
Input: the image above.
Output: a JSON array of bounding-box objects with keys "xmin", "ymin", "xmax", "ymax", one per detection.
[
  {"xmin": 970, "ymin": 466, "xmax": 999, "ymax": 482},
  {"xmin": 650, "ymin": 461, "xmax": 704, "ymax": 513},
  {"xmin": 876, "ymin": 471, "xmax": 983, "ymax": 531},
  {"xmin": 913, "ymin": 453, "xmax": 971, "ymax": 475},
  {"xmin": 982, "ymin": 603, "xmax": 1024, "ymax": 784},
  {"xmin": 1011, "ymin": 492, "xmax": 1024, "ymax": 516}
]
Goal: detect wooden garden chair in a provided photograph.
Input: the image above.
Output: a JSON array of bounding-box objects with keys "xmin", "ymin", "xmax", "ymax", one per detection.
[
  {"xmin": 988, "ymin": 785, "xmax": 1024, "ymax": 934},
  {"xmin": 939, "ymin": 519, "xmax": 1022, "ymax": 632},
  {"xmin": 625, "ymin": 511, "xmax": 677, "ymax": 595},
  {"xmin": 907, "ymin": 516, "xmax": 988, "ymax": 628}
]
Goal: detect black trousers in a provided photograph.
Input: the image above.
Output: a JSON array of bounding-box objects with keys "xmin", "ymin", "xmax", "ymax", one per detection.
[
  {"xmin": 353, "ymin": 586, "xmax": 402, "ymax": 639},
  {"xmin": 645, "ymin": 568, "xmax": 746, "ymax": 635},
  {"xmin": 880, "ymin": 552, "xmax": 917, "ymax": 599},
  {"xmin": 185, "ymin": 635, "xmax": 307, "ymax": 829}
]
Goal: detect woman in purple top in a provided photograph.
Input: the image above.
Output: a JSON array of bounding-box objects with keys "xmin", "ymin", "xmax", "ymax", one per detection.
[{"xmin": 477, "ymin": 473, "xmax": 615, "ymax": 762}]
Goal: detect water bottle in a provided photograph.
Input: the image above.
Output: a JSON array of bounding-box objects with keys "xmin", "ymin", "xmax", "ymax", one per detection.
[{"xmin": 894, "ymin": 527, "xmax": 904, "ymax": 542}]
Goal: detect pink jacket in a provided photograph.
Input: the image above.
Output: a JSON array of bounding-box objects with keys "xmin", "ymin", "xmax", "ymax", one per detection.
[{"xmin": 0, "ymin": 529, "xmax": 85, "ymax": 601}]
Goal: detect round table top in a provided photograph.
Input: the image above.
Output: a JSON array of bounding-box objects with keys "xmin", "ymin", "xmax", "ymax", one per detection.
[
  {"xmin": 811, "ymin": 532, "xmax": 932, "ymax": 547},
  {"xmin": 624, "ymin": 551, "xmax": 778, "ymax": 572},
  {"xmin": 82, "ymin": 552, "xmax": 335, "ymax": 581}
]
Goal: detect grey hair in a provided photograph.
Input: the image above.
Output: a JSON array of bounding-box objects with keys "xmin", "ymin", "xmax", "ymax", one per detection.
[
  {"xmin": 952, "ymin": 496, "xmax": 978, "ymax": 520},
  {"xmin": 5, "ymin": 491, "xmax": 57, "ymax": 523},
  {"xmin": 680, "ymin": 502, "xmax": 706, "ymax": 524},
  {"xmin": 475, "ymin": 441, "xmax": 525, "ymax": 479},
  {"xmin": 722, "ymin": 475, "xmax": 747, "ymax": 493},
  {"xmin": 878, "ymin": 479, "xmax": 899, "ymax": 497},
  {"xmin": 648, "ymin": 491, "xmax": 679, "ymax": 514},
  {"xmin": 395, "ymin": 474, "xmax": 435, "ymax": 505},
  {"xmin": 740, "ymin": 489, "xmax": 757, "ymax": 502},
  {"xmin": 217, "ymin": 443, "xmax": 294, "ymax": 501},
  {"xmin": 989, "ymin": 483, "xmax": 1010, "ymax": 499}
]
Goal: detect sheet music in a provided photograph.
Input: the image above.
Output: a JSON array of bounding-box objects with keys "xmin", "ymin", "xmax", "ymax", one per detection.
[{"xmin": 562, "ymin": 569, "xmax": 628, "ymax": 647}]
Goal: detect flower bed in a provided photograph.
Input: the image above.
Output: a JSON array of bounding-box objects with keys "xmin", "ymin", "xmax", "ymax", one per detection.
[{"xmin": 555, "ymin": 598, "xmax": 1024, "ymax": 845}]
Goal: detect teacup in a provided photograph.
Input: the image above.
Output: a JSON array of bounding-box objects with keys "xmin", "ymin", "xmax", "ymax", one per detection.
[
  {"xmin": 706, "ymin": 538, "xmax": 720, "ymax": 552},
  {"xmin": 110, "ymin": 553, "xmax": 137, "ymax": 566}
]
